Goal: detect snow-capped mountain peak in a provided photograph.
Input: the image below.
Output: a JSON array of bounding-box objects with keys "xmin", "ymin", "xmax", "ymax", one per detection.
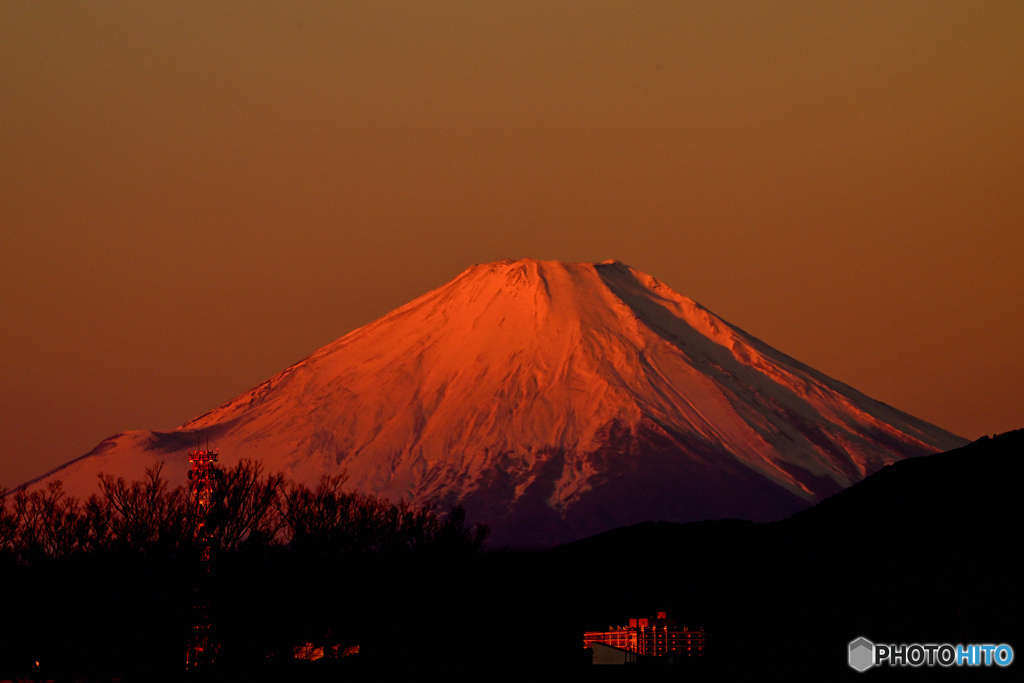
[{"xmin": 33, "ymin": 259, "xmax": 966, "ymax": 546}]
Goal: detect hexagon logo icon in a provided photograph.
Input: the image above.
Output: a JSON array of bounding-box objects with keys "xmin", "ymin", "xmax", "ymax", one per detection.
[{"xmin": 849, "ymin": 637, "xmax": 875, "ymax": 672}]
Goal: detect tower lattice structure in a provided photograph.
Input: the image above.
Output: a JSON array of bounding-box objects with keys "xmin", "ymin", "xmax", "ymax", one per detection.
[{"xmin": 186, "ymin": 448, "xmax": 220, "ymax": 670}]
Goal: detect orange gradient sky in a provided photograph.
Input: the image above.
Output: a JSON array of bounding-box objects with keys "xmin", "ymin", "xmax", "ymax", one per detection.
[{"xmin": 2, "ymin": 2, "xmax": 1022, "ymax": 486}]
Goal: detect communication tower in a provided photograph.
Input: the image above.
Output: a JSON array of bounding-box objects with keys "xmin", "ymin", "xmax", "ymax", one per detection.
[{"xmin": 186, "ymin": 446, "xmax": 220, "ymax": 669}]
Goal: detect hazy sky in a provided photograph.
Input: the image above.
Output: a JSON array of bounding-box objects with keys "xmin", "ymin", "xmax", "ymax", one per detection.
[{"xmin": 2, "ymin": 2, "xmax": 1022, "ymax": 487}]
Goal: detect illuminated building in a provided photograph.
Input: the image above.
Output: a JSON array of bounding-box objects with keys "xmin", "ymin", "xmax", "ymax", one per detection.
[{"xmin": 583, "ymin": 612, "xmax": 705, "ymax": 662}]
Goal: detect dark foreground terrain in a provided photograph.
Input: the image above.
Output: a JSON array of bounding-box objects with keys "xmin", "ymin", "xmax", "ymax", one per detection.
[{"xmin": 2, "ymin": 430, "xmax": 1020, "ymax": 681}]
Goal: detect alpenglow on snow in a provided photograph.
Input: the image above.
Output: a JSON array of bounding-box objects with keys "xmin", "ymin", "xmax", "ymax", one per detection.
[{"xmin": 31, "ymin": 259, "xmax": 966, "ymax": 546}]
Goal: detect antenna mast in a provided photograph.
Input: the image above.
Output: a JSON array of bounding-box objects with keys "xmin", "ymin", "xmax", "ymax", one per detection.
[{"xmin": 185, "ymin": 444, "xmax": 220, "ymax": 669}]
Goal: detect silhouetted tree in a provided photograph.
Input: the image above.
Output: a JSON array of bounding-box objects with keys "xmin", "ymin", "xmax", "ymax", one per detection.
[
  {"xmin": 99, "ymin": 463, "xmax": 182, "ymax": 556},
  {"xmin": 206, "ymin": 458, "xmax": 285, "ymax": 553},
  {"xmin": 0, "ymin": 487, "xmax": 17, "ymax": 562},
  {"xmin": 0, "ymin": 459, "xmax": 495, "ymax": 678},
  {"xmin": 10, "ymin": 481, "xmax": 98, "ymax": 562}
]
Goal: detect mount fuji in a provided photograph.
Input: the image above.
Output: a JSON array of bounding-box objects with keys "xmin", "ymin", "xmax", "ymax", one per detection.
[{"xmin": 32, "ymin": 259, "xmax": 966, "ymax": 546}]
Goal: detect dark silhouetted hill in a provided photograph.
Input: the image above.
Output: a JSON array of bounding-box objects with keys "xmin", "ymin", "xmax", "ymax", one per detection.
[{"xmin": 538, "ymin": 429, "xmax": 1023, "ymax": 678}]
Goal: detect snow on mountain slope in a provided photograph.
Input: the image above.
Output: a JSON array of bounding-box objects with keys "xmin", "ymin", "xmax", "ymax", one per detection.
[{"xmin": 31, "ymin": 259, "xmax": 967, "ymax": 546}]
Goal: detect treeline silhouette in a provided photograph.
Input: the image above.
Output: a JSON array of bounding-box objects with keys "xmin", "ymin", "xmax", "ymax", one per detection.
[
  {"xmin": 0, "ymin": 460, "xmax": 501, "ymax": 681},
  {"xmin": 12, "ymin": 430, "xmax": 1011, "ymax": 680},
  {"xmin": 1, "ymin": 460, "xmax": 487, "ymax": 564}
]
